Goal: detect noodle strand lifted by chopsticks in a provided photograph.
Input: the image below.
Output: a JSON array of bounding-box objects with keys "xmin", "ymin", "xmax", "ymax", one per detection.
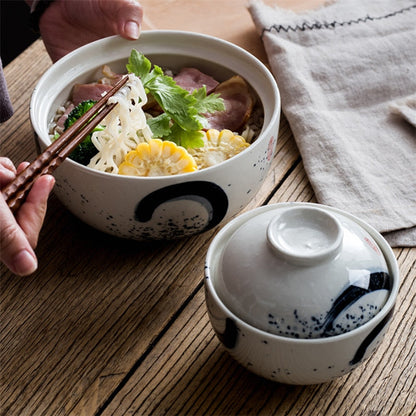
[{"xmin": 88, "ymin": 74, "xmax": 152, "ymax": 173}]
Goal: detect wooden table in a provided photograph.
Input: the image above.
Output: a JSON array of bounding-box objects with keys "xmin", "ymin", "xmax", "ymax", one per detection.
[{"xmin": 1, "ymin": 1, "xmax": 415, "ymax": 415}]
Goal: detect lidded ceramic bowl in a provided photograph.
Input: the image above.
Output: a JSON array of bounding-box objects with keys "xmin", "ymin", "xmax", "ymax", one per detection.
[
  {"xmin": 204, "ymin": 202, "xmax": 399, "ymax": 384},
  {"xmin": 215, "ymin": 203, "xmax": 390, "ymax": 339}
]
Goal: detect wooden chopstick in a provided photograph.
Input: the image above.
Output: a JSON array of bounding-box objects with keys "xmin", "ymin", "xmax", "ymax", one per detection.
[{"xmin": 2, "ymin": 75, "xmax": 128, "ymax": 213}]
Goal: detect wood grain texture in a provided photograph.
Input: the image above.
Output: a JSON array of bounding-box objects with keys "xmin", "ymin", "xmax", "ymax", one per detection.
[{"xmin": 1, "ymin": 1, "xmax": 415, "ymax": 415}]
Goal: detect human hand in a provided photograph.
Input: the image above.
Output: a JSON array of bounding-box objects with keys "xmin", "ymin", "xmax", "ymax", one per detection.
[
  {"xmin": 0, "ymin": 157, "xmax": 55, "ymax": 276},
  {"xmin": 38, "ymin": 0, "xmax": 143, "ymax": 62}
]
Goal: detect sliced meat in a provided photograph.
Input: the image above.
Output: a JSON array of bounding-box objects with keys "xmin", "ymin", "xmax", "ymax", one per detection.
[
  {"xmin": 205, "ymin": 75, "xmax": 254, "ymax": 132},
  {"xmin": 173, "ymin": 67, "xmax": 219, "ymax": 94},
  {"xmin": 55, "ymin": 103, "xmax": 75, "ymax": 131},
  {"xmin": 71, "ymin": 83, "xmax": 113, "ymax": 106},
  {"xmin": 99, "ymin": 65, "xmax": 123, "ymax": 85}
]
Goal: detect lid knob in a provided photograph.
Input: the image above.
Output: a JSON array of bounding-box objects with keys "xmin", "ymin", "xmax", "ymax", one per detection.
[{"xmin": 267, "ymin": 207, "xmax": 343, "ymax": 266}]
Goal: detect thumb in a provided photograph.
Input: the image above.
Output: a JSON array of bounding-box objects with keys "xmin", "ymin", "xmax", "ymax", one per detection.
[
  {"xmin": 114, "ymin": 0, "xmax": 143, "ymax": 40},
  {"xmin": 15, "ymin": 175, "xmax": 55, "ymax": 249},
  {"xmin": 0, "ymin": 196, "xmax": 38, "ymax": 276},
  {"xmin": 0, "ymin": 174, "xmax": 54, "ymax": 276}
]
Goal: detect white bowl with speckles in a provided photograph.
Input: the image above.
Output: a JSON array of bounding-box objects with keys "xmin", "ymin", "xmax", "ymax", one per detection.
[
  {"xmin": 204, "ymin": 202, "xmax": 399, "ymax": 384},
  {"xmin": 30, "ymin": 31, "xmax": 280, "ymax": 240}
]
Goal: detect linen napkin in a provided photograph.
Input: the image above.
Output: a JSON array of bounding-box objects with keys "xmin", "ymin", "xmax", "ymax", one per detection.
[{"xmin": 248, "ymin": 0, "xmax": 416, "ymax": 247}]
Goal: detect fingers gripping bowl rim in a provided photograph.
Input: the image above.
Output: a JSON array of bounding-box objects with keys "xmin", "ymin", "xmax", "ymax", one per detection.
[{"xmin": 30, "ymin": 31, "xmax": 281, "ymax": 240}]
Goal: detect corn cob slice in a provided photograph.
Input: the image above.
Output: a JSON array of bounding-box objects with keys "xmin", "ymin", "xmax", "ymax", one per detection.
[
  {"xmin": 188, "ymin": 129, "xmax": 250, "ymax": 169},
  {"xmin": 118, "ymin": 139, "xmax": 197, "ymax": 176}
]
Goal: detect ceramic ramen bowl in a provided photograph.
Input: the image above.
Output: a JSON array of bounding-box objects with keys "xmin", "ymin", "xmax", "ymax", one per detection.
[
  {"xmin": 204, "ymin": 202, "xmax": 399, "ymax": 384},
  {"xmin": 30, "ymin": 31, "xmax": 280, "ymax": 240}
]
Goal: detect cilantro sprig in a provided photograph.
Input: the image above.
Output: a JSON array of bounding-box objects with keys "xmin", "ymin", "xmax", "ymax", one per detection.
[{"xmin": 126, "ymin": 49, "xmax": 225, "ymax": 149}]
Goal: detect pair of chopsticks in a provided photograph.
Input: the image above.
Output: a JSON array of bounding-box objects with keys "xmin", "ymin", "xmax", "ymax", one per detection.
[{"xmin": 2, "ymin": 76, "xmax": 128, "ymax": 213}]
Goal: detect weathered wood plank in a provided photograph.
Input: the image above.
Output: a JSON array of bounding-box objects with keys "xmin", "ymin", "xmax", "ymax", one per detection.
[
  {"xmin": 0, "ymin": 38, "xmax": 303, "ymax": 416},
  {"xmin": 1, "ymin": 2, "xmax": 415, "ymax": 415},
  {"xmin": 95, "ymin": 167, "xmax": 415, "ymax": 416},
  {"xmin": 98, "ymin": 247, "xmax": 415, "ymax": 416}
]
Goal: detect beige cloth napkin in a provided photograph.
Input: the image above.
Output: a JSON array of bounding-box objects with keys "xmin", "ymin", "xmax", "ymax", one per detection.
[{"xmin": 248, "ymin": 0, "xmax": 416, "ymax": 247}]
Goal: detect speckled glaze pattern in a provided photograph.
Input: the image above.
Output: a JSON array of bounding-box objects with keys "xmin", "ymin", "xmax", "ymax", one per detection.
[
  {"xmin": 206, "ymin": 282, "xmax": 393, "ymax": 385},
  {"xmin": 215, "ymin": 205, "xmax": 391, "ymax": 339},
  {"xmin": 205, "ymin": 281, "xmax": 394, "ymax": 384},
  {"xmin": 30, "ymin": 32, "xmax": 280, "ymax": 241},
  {"xmin": 265, "ymin": 271, "xmax": 390, "ymax": 339},
  {"xmin": 204, "ymin": 203, "xmax": 400, "ymax": 384},
  {"xmin": 48, "ymin": 131, "xmax": 277, "ymax": 240}
]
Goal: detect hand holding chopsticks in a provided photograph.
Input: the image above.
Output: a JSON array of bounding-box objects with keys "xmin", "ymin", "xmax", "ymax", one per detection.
[{"xmin": 1, "ymin": 75, "xmax": 128, "ymax": 213}]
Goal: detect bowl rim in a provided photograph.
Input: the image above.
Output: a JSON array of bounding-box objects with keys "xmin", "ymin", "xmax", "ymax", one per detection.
[
  {"xmin": 205, "ymin": 201, "xmax": 400, "ymax": 345},
  {"xmin": 30, "ymin": 30, "xmax": 281, "ymax": 180}
]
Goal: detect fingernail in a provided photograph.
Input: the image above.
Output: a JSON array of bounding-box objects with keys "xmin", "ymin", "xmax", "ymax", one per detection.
[
  {"xmin": 12, "ymin": 250, "xmax": 38, "ymax": 276},
  {"xmin": 46, "ymin": 175, "xmax": 56, "ymax": 191},
  {"xmin": 125, "ymin": 21, "xmax": 140, "ymax": 39}
]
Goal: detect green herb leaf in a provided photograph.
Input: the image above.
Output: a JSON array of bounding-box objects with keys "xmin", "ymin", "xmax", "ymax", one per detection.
[
  {"xmin": 167, "ymin": 124, "xmax": 205, "ymax": 149},
  {"xmin": 126, "ymin": 49, "xmax": 224, "ymax": 148},
  {"xmin": 146, "ymin": 75, "xmax": 201, "ymax": 132},
  {"xmin": 147, "ymin": 113, "xmax": 171, "ymax": 138},
  {"xmin": 126, "ymin": 49, "xmax": 151, "ymax": 82},
  {"xmin": 192, "ymin": 87, "xmax": 225, "ymax": 114}
]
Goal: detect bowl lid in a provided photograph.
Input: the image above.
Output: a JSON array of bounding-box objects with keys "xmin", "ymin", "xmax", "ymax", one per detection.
[{"xmin": 214, "ymin": 204, "xmax": 391, "ymax": 339}]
